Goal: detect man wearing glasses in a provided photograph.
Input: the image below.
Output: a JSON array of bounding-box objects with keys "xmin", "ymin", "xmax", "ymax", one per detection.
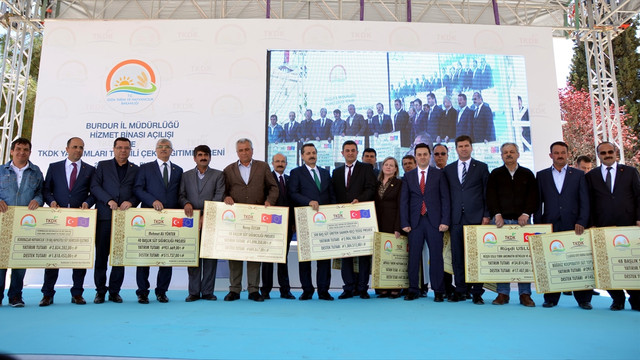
[
  {"xmin": 133, "ymin": 139, "xmax": 183, "ymax": 304},
  {"xmin": 585, "ymin": 141, "xmax": 640, "ymax": 311}
]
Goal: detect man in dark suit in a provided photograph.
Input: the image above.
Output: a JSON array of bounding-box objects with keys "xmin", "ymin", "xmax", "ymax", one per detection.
[
  {"xmin": 444, "ymin": 135, "xmax": 490, "ymax": 304},
  {"xmin": 332, "ymin": 140, "xmax": 377, "ymax": 299},
  {"xmin": 267, "ymin": 114, "xmax": 285, "ymax": 144},
  {"xmin": 535, "ymin": 141, "xmax": 592, "ymax": 309},
  {"xmin": 373, "ymin": 103, "xmax": 393, "ymax": 135},
  {"xmin": 440, "ymin": 96, "xmax": 458, "ymax": 141},
  {"xmin": 179, "ymin": 145, "xmax": 225, "ymax": 302},
  {"xmin": 90, "ymin": 137, "xmax": 139, "ymax": 304},
  {"xmin": 456, "ymin": 93, "xmax": 475, "ymax": 140},
  {"xmin": 362, "ymin": 148, "xmax": 380, "ymax": 178},
  {"xmin": 585, "ymin": 141, "xmax": 640, "ymax": 311},
  {"xmin": 412, "ymin": 99, "xmax": 428, "ymax": 142},
  {"xmin": 298, "ymin": 109, "xmax": 314, "ymax": 143},
  {"xmin": 133, "ymin": 138, "xmax": 183, "ymax": 304},
  {"xmin": 284, "ymin": 111, "xmax": 300, "ymax": 143},
  {"xmin": 393, "ymin": 99, "xmax": 412, "ymax": 148},
  {"xmin": 223, "ymin": 138, "xmax": 279, "ymax": 302},
  {"xmin": 40, "ymin": 137, "xmax": 96, "ymax": 306},
  {"xmin": 0, "ymin": 138, "xmax": 44, "ymax": 307},
  {"xmin": 425, "ymin": 93, "xmax": 443, "ymax": 139},
  {"xmin": 312, "ymin": 108, "xmax": 333, "ymax": 141},
  {"xmin": 260, "ymin": 153, "xmax": 296, "ymax": 300},
  {"xmin": 289, "ymin": 143, "xmax": 336, "ymax": 301},
  {"xmin": 486, "ymin": 143, "xmax": 538, "ymax": 307},
  {"xmin": 344, "ymin": 104, "xmax": 367, "ymax": 136},
  {"xmin": 400, "ymin": 143, "xmax": 450, "ymax": 301},
  {"xmin": 471, "ymin": 92, "xmax": 496, "ymax": 142}
]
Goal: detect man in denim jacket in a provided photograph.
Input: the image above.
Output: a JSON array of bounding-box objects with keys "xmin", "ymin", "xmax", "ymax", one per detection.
[{"xmin": 0, "ymin": 137, "xmax": 44, "ymax": 307}]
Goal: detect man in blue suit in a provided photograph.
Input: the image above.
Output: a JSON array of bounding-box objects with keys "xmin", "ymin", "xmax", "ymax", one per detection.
[
  {"xmin": 288, "ymin": 143, "xmax": 336, "ymax": 301},
  {"xmin": 444, "ymin": 135, "xmax": 490, "ymax": 304},
  {"xmin": 401, "ymin": 143, "xmax": 451, "ymax": 301},
  {"xmin": 312, "ymin": 108, "xmax": 332, "ymax": 141},
  {"xmin": 40, "ymin": 137, "xmax": 96, "ymax": 306},
  {"xmin": 90, "ymin": 137, "xmax": 140, "ymax": 304},
  {"xmin": 284, "ymin": 112, "xmax": 300, "ymax": 143},
  {"xmin": 471, "ymin": 92, "xmax": 496, "ymax": 142},
  {"xmin": 133, "ymin": 138, "xmax": 183, "ymax": 304},
  {"xmin": 535, "ymin": 141, "xmax": 592, "ymax": 309},
  {"xmin": 372, "ymin": 103, "xmax": 393, "ymax": 135},
  {"xmin": 456, "ymin": 93, "xmax": 475, "ymax": 139}
]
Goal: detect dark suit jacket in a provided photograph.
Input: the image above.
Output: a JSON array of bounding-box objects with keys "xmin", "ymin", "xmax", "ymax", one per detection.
[
  {"xmin": 440, "ymin": 107, "xmax": 458, "ymax": 140},
  {"xmin": 91, "ymin": 159, "xmax": 139, "ymax": 221},
  {"xmin": 400, "ymin": 166, "xmax": 451, "ymax": 229},
  {"xmin": 394, "ymin": 110, "xmax": 411, "ymax": 147},
  {"xmin": 312, "ymin": 119, "xmax": 333, "ymax": 140},
  {"xmin": 344, "ymin": 113, "xmax": 367, "ymax": 136},
  {"xmin": 288, "ymin": 165, "xmax": 335, "ymax": 206},
  {"xmin": 372, "ymin": 114, "xmax": 392, "ymax": 134},
  {"xmin": 284, "ymin": 121, "xmax": 299, "ymax": 142},
  {"xmin": 444, "ymin": 159, "xmax": 489, "ymax": 225},
  {"xmin": 272, "ymin": 171, "xmax": 296, "ymax": 231},
  {"xmin": 426, "ymin": 106, "xmax": 443, "ymax": 138},
  {"xmin": 178, "ymin": 167, "xmax": 225, "ymax": 210},
  {"xmin": 331, "ymin": 161, "xmax": 376, "ymax": 204},
  {"xmin": 534, "ymin": 166, "xmax": 589, "ymax": 231},
  {"xmin": 456, "ymin": 107, "xmax": 475, "ymax": 140},
  {"xmin": 411, "ymin": 110, "xmax": 428, "ymax": 142},
  {"xmin": 585, "ymin": 164, "xmax": 640, "ymax": 227},
  {"xmin": 473, "ymin": 103, "xmax": 496, "ymax": 142},
  {"xmin": 223, "ymin": 160, "xmax": 278, "ymax": 205},
  {"xmin": 134, "ymin": 161, "xmax": 183, "ymax": 208},
  {"xmin": 330, "ymin": 119, "xmax": 346, "ymax": 138},
  {"xmin": 43, "ymin": 160, "xmax": 95, "ymax": 208},
  {"xmin": 374, "ymin": 177, "xmax": 402, "ymax": 233},
  {"xmin": 298, "ymin": 120, "xmax": 313, "ymax": 142}
]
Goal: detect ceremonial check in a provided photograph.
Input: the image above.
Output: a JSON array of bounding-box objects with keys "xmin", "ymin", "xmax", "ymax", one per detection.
[
  {"xmin": 0, "ymin": 206, "xmax": 96, "ymax": 268},
  {"xmin": 295, "ymin": 202, "xmax": 379, "ymax": 261},
  {"xmin": 372, "ymin": 232, "xmax": 409, "ymax": 289},
  {"xmin": 591, "ymin": 226, "xmax": 640, "ymax": 290},
  {"xmin": 443, "ymin": 231, "xmax": 453, "ymax": 275},
  {"xmin": 110, "ymin": 208, "xmax": 199, "ymax": 266},
  {"xmin": 529, "ymin": 231, "xmax": 595, "ymax": 293},
  {"xmin": 200, "ymin": 201, "xmax": 289, "ymax": 263},
  {"xmin": 464, "ymin": 224, "xmax": 552, "ymax": 283}
]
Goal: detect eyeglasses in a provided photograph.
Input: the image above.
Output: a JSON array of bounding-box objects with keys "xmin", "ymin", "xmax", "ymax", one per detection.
[
  {"xmin": 433, "ymin": 152, "xmax": 447, "ymax": 156},
  {"xmin": 599, "ymin": 150, "xmax": 614, "ymax": 155},
  {"xmin": 156, "ymin": 145, "xmax": 172, "ymax": 150}
]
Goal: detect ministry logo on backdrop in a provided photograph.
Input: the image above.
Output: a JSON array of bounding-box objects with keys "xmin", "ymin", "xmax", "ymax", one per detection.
[{"xmin": 105, "ymin": 59, "xmax": 158, "ymax": 113}]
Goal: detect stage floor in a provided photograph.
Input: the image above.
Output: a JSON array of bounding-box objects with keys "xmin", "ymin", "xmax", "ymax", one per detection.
[{"xmin": 0, "ymin": 289, "xmax": 638, "ymax": 360}]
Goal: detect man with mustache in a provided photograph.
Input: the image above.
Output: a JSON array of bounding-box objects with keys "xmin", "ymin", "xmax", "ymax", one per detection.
[
  {"xmin": 585, "ymin": 141, "xmax": 640, "ymax": 311},
  {"xmin": 179, "ymin": 145, "xmax": 225, "ymax": 302},
  {"xmin": 288, "ymin": 143, "xmax": 335, "ymax": 300},
  {"xmin": 486, "ymin": 142, "xmax": 538, "ymax": 307},
  {"xmin": 534, "ymin": 141, "xmax": 592, "ymax": 309}
]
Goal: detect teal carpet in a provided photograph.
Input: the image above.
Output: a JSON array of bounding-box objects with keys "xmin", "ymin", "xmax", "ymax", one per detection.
[{"xmin": 0, "ymin": 289, "xmax": 638, "ymax": 359}]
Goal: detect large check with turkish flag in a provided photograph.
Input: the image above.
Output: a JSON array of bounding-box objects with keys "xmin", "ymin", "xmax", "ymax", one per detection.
[
  {"xmin": 295, "ymin": 202, "xmax": 379, "ymax": 261},
  {"xmin": 0, "ymin": 206, "xmax": 96, "ymax": 268},
  {"xmin": 200, "ymin": 201, "xmax": 290, "ymax": 263},
  {"xmin": 110, "ymin": 208, "xmax": 200, "ymax": 266}
]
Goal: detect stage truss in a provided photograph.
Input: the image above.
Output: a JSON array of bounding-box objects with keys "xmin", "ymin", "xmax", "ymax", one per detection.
[{"xmin": 1, "ymin": 0, "xmax": 639, "ymax": 163}]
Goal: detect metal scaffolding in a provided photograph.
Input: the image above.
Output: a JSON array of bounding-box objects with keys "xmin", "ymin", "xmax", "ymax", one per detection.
[{"xmin": 1, "ymin": 0, "xmax": 639, "ymax": 163}]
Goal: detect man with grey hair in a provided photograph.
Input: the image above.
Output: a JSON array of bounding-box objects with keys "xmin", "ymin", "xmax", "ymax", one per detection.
[
  {"xmin": 223, "ymin": 138, "xmax": 279, "ymax": 302},
  {"xmin": 133, "ymin": 138, "xmax": 183, "ymax": 304},
  {"xmin": 486, "ymin": 142, "xmax": 538, "ymax": 307}
]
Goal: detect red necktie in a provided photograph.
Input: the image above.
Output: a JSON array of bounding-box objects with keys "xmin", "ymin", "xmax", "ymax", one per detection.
[
  {"xmin": 69, "ymin": 163, "xmax": 78, "ymax": 190},
  {"xmin": 346, "ymin": 165, "xmax": 353, "ymax": 189},
  {"xmin": 420, "ymin": 170, "xmax": 426, "ymax": 215}
]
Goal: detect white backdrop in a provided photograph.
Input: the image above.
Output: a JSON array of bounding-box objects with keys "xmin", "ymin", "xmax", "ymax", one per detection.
[{"xmin": 32, "ymin": 19, "xmax": 562, "ymax": 172}]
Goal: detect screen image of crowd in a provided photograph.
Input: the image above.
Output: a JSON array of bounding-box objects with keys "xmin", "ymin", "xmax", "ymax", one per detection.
[{"xmin": 266, "ymin": 50, "xmax": 532, "ymax": 174}]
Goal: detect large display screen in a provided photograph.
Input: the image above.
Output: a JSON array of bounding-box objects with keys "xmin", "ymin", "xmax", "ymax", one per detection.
[{"xmin": 266, "ymin": 49, "xmax": 532, "ymax": 175}]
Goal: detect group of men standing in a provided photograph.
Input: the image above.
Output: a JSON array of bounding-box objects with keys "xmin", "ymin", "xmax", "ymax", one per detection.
[
  {"xmin": 0, "ymin": 133, "xmax": 638, "ymax": 312},
  {"xmin": 268, "ymin": 94, "xmax": 495, "ymax": 151}
]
